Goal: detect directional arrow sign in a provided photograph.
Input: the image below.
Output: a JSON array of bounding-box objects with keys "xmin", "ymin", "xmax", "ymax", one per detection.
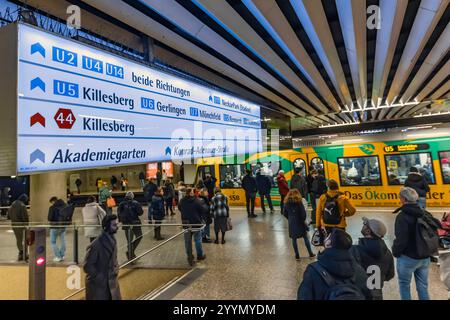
[
  {"xmin": 165, "ymin": 147, "xmax": 172, "ymax": 156},
  {"xmin": 30, "ymin": 77, "xmax": 45, "ymax": 92},
  {"xmin": 30, "ymin": 149, "xmax": 45, "ymax": 164},
  {"xmin": 30, "ymin": 113, "xmax": 46, "ymax": 127},
  {"xmin": 31, "ymin": 42, "xmax": 46, "ymax": 58}
]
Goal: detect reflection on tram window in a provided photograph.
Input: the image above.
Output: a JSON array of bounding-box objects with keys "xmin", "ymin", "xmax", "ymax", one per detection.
[
  {"xmin": 439, "ymin": 151, "xmax": 450, "ymax": 184},
  {"xmin": 385, "ymin": 152, "xmax": 435, "ymax": 185},
  {"xmin": 293, "ymin": 158, "xmax": 307, "ymax": 177},
  {"xmin": 310, "ymin": 157, "xmax": 324, "ymax": 175},
  {"xmin": 250, "ymin": 161, "xmax": 280, "ymax": 187},
  {"xmin": 219, "ymin": 164, "xmax": 246, "ymax": 189},
  {"xmin": 338, "ymin": 156, "xmax": 381, "ymax": 186}
]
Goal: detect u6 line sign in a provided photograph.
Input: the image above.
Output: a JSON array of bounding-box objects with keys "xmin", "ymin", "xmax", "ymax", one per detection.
[{"xmin": 0, "ymin": 23, "xmax": 262, "ymax": 174}]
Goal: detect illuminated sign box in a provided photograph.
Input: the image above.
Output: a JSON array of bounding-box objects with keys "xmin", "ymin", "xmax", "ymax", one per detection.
[
  {"xmin": 384, "ymin": 144, "xmax": 430, "ymax": 153},
  {"xmin": 0, "ymin": 23, "xmax": 262, "ymax": 175}
]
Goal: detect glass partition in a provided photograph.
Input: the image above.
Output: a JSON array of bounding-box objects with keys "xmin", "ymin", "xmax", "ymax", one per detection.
[
  {"xmin": 439, "ymin": 151, "xmax": 450, "ymax": 184},
  {"xmin": 219, "ymin": 164, "xmax": 246, "ymax": 189},
  {"xmin": 385, "ymin": 152, "xmax": 435, "ymax": 185},
  {"xmin": 338, "ymin": 156, "xmax": 382, "ymax": 186}
]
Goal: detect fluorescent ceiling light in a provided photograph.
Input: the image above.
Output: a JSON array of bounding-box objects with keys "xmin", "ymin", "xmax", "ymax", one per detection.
[
  {"xmin": 331, "ymin": 139, "xmax": 363, "ymax": 144},
  {"xmin": 414, "ymin": 111, "xmax": 450, "ymax": 118},
  {"xmin": 319, "ymin": 122, "xmax": 360, "ymax": 128},
  {"xmin": 406, "ymin": 132, "xmax": 449, "ymax": 138},
  {"xmin": 342, "ymin": 101, "xmax": 421, "ymax": 113}
]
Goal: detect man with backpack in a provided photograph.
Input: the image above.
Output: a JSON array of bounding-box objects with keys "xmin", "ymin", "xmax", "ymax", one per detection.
[
  {"xmin": 298, "ymin": 228, "xmax": 372, "ymax": 300},
  {"xmin": 48, "ymin": 196, "xmax": 74, "ymax": 262},
  {"xmin": 350, "ymin": 218, "xmax": 395, "ymax": 300},
  {"xmin": 242, "ymin": 169, "xmax": 258, "ymax": 218},
  {"xmin": 315, "ymin": 179, "xmax": 356, "ymax": 234},
  {"xmin": 143, "ymin": 178, "xmax": 158, "ymax": 206},
  {"xmin": 117, "ymin": 192, "xmax": 143, "ymax": 261},
  {"xmin": 290, "ymin": 167, "xmax": 308, "ymax": 198},
  {"xmin": 309, "ymin": 170, "xmax": 327, "ymax": 225},
  {"xmin": 392, "ymin": 187, "xmax": 440, "ymax": 300},
  {"xmin": 255, "ymin": 170, "xmax": 274, "ymax": 214}
]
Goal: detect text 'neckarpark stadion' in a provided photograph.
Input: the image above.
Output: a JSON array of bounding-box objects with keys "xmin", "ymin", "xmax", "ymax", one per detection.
[{"xmin": 0, "ymin": 0, "xmax": 449, "ymax": 306}]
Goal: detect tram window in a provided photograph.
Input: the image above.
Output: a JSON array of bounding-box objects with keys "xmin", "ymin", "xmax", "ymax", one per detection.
[
  {"xmin": 250, "ymin": 161, "xmax": 280, "ymax": 187},
  {"xmin": 338, "ymin": 156, "xmax": 382, "ymax": 186},
  {"xmin": 310, "ymin": 157, "xmax": 325, "ymax": 175},
  {"xmin": 219, "ymin": 164, "xmax": 246, "ymax": 189},
  {"xmin": 293, "ymin": 158, "xmax": 307, "ymax": 177},
  {"xmin": 385, "ymin": 152, "xmax": 435, "ymax": 185},
  {"xmin": 439, "ymin": 151, "xmax": 450, "ymax": 184},
  {"xmin": 196, "ymin": 165, "xmax": 215, "ymax": 185}
]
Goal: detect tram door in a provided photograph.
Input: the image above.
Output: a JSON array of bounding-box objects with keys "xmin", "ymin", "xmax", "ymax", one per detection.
[
  {"xmin": 290, "ymin": 154, "xmax": 308, "ymax": 178},
  {"xmin": 307, "ymin": 153, "xmax": 328, "ymax": 178}
]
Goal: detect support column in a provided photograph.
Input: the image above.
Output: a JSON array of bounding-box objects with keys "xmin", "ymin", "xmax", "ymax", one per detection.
[{"xmin": 30, "ymin": 172, "xmax": 67, "ymax": 222}]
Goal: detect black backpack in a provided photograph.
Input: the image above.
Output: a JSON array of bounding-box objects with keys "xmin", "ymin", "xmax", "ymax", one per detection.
[
  {"xmin": 323, "ymin": 194, "xmax": 341, "ymax": 225},
  {"xmin": 415, "ymin": 210, "xmax": 440, "ymax": 257},
  {"xmin": 311, "ymin": 263, "xmax": 366, "ymax": 300},
  {"xmin": 58, "ymin": 204, "xmax": 75, "ymax": 225}
]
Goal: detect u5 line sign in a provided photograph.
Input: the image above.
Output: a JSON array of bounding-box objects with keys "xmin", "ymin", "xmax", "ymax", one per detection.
[{"xmin": 0, "ymin": 23, "xmax": 262, "ymax": 175}]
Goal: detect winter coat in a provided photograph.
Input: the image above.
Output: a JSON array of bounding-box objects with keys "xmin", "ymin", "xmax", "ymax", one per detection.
[
  {"xmin": 83, "ymin": 232, "xmax": 121, "ymax": 300},
  {"xmin": 256, "ymin": 174, "xmax": 272, "ymax": 195},
  {"xmin": 198, "ymin": 196, "xmax": 212, "ymax": 224},
  {"xmin": 290, "ymin": 174, "xmax": 308, "ymax": 198},
  {"xmin": 98, "ymin": 187, "xmax": 112, "ymax": 204},
  {"xmin": 47, "ymin": 199, "xmax": 67, "ymax": 226},
  {"xmin": 310, "ymin": 175, "xmax": 327, "ymax": 195},
  {"xmin": 178, "ymin": 195, "xmax": 205, "ymax": 228},
  {"xmin": 316, "ymin": 190, "xmax": 356, "ymax": 229},
  {"xmin": 204, "ymin": 177, "xmax": 217, "ymax": 198},
  {"xmin": 298, "ymin": 248, "xmax": 372, "ymax": 300},
  {"xmin": 138, "ymin": 172, "xmax": 145, "ymax": 180},
  {"xmin": 117, "ymin": 199, "xmax": 143, "ymax": 227},
  {"xmin": 283, "ymin": 201, "xmax": 308, "ymax": 239},
  {"xmin": 149, "ymin": 195, "xmax": 165, "ymax": 220},
  {"xmin": 82, "ymin": 202, "xmax": 106, "ymax": 238},
  {"xmin": 404, "ymin": 172, "xmax": 430, "ymax": 197},
  {"xmin": 277, "ymin": 175, "xmax": 289, "ymax": 196},
  {"xmin": 242, "ymin": 174, "xmax": 257, "ymax": 195},
  {"xmin": 8, "ymin": 200, "xmax": 29, "ymax": 225},
  {"xmin": 350, "ymin": 238, "xmax": 395, "ymax": 299},
  {"xmin": 143, "ymin": 182, "xmax": 158, "ymax": 202},
  {"xmin": 210, "ymin": 193, "xmax": 229, "ymax": 218},
  {"xmin": 439, "ymin": 249, "xmax": 450, "ymax": 293},
  {"xmin": 392, "ymin": 203, "xmax": 429, "ymax": 259},
  {"xmin": 306, "ymin": 174, "xmax": 314, "ymax": 193},
  {"xmin": 0, "ymin": 189, "xmax": 10, "ymax": 206},
  {"xmin": 163, "ymin": 182, "xmax": 175, "ymax": 199}
]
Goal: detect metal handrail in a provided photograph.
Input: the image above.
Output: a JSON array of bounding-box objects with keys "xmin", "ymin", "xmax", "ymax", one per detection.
[{"xmin": 62, "ymin": 225, "xmax": 204, "ymax": 300}]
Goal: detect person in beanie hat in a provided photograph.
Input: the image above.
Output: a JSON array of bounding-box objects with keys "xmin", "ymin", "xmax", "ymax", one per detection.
[
  {"xmin": 117, "ymin": 191, "xmax": 143, "ymax": 261},
  {"xmin": 298, "ymin": 229, "xmax": 372, "ymax": 300},
  {"xmin": 83, "ymin": 214, "xmax": 121, "ymax": 300},
  {"xmin": 349, "ymin": 218, "xmax": 395, "ymax": 300}
]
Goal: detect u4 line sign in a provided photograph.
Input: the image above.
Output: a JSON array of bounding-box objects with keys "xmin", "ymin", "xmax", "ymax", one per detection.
[{"xmin": 0, "ymin": 23, "xmax": 262, "ymax": 175}]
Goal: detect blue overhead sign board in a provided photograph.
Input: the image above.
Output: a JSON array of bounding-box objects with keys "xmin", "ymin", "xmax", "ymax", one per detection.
[{"xmin": 16, "ymin": 24, "xmax": 262, "ymax": 173}]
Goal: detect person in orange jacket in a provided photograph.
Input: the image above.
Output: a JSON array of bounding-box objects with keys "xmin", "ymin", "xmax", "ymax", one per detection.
[{"xmin": 315, "ymin": 179, "xmax": 356, "ymax": 234}]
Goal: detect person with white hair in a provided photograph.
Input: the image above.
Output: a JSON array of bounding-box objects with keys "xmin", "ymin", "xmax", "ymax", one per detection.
[{"xmin": 392, "ymin": 187, "xmax": 431, "ymax": 300}]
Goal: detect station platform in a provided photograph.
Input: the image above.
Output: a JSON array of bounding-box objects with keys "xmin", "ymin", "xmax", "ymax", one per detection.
[{"xmin": 0, "ymin": 206, "xmax": 448, "ymax": 300}]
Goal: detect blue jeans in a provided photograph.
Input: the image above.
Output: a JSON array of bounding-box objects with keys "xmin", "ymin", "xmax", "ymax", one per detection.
[
  {"xmin": 50, "ymin": 228, "xmax": 66, "ymax": 259},
  {"xmin": 202, "ymin": 223, "xmax": 211, "ymax": 239},
  {"xmin": 184, "ymin": 229, "xmax": 204, "ymax": 259},
  {"xmin": 397, "ymin": 255, "xmax": 430, "ymax": 300},
  {"xmin": 418, "ymin": 197, "xmax": 426, "ymax": 209},
  {"xmin": 292, "ymin": 235, "xmax": 314, "ymax": 258}
]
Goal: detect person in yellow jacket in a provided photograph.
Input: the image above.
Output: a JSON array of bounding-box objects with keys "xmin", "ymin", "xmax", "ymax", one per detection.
[{"xmin": 316, "ymin": 179, "xmax": 356, "ymax": 233}]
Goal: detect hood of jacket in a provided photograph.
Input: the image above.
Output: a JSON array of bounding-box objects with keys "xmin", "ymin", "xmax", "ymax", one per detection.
[
  {"xmin": 357, "ymin": 237, "xmax": 388, "ymax": 260},
  {"xmin": 400, "ymin": 203, "xmax": 424, "ymax": 218},
  {"xmin": 407, "ymin": 172, "xmax": 423, "ymax": 182},
  {"xmin": 318, "ymin": 248, "xmax": 355, "ymax": 279}
]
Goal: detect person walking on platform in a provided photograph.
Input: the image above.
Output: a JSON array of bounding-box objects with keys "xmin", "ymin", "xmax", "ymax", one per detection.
[
  {"xmin": 350, "ymin": 218, "xmax": 395, "ymax": 300},
  {"xmin": 75, "ymin": 178, "xmax": 82, "ymax": 194},
  {"xmin": 99, "ymin": 182, "xmax": 112, "ymax": 215},
  {"xmin": 297, "ymin": 229, "xmax": 372, "ymax": 300},
  {"xmin": 48, "ymin": 196, "xmax": 71, "ymax": 262},
  {"xmin": 256, "ymin": 170, "xmax": 274, "ymax": 214},
  {"xmin": 178, "ymin": 188, "xmax": 206, "ymax": 265},
  {"xmin": 283, "ymin": 189, "xmax": 315, "ymax": 260},
  {"xmin": 8, "ymin": 194, "xmax": 29, "ymax": 261},
  {"xmin": 204, "ymin": 174, "xmax": 217, "ymax": 200},
  {"xmin": 309, "ymin": 170, "xmax": 327, "ymax": 225},
  {"xmin": 156, "ymin": 170, "xmax": 162, "ymax": 187},
  {"xmin": 198, "ymin": 188, "xmax": 212, "ymax": 243},
  {"xmin": 0, "ymin": 187, "xmax": 11, "ymax": 218},
  {"xmin": 111, "ymin": 175, "xmax": 118, "ymax": 191},
  {"xmin": 277, "ymin": 170, "xmax": 289, "ymax": 214},
  {"xmin": 290, "ymin": 168, "xmax": 308, "ymax": 198},
  {"xmin": 117, "ymin": 192, "xmax": 143, "ymax": 261},
  {"xmin": 210, "ymin": 187, "xmax": 230, "ymax": 245},
  {"xmin": 242, "ymin": 169, "xmax": 258, "ymax": 218},
  {"xmin": 149, "ymin": 187, "xmax": 165, "ymax": 240},
  {"xmin": 143, "ymin": 178, "xmax": 158, "ymax": 206},
  {"xmin": 392, "ymin": 187, "xmax": 433, "ymax": 300},
  {"xmin": 163, "ymin": 179, "xmax": 176, "ymax": 216},
  {"xmin": 316, "ymin": 179, "xmax": 356, "ymax": 235},
  {"xmin": 83, "ymin": 214, "xmax": 121, "ymax": 300},
  {"xmin": 138, "ymin": 171, "xmax": 146, "ymax": 188},
  {"xmin": 82, "ymin": 196, "xmax": 106, "ymax": 243},
  {"xmin": 404, "ymin": 167, "xmax": 430, "ymax": 209}
]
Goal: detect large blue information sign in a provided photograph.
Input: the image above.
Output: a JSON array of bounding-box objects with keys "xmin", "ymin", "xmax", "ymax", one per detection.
[{"xmin": 16, "ymin": 24, "xmax": 262, "ymax": 173}]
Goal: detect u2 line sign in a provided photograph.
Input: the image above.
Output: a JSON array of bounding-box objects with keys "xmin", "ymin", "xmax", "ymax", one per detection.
[{"xmin": 7, "ymin": 23, "xmax": 262, "ymax": 174}]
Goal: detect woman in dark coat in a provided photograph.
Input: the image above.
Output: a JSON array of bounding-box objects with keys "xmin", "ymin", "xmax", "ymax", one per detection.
[
  {"xmin": 283, "ymin": 189, "xmax": 315, "ymax": 260},
  {"xmin": 149, "ymin": 187, "xmax": 165, "ymax": 240}
]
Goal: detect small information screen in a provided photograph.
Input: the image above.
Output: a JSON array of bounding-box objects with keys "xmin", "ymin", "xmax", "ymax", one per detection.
[{"xmin": 384, "ymin": 143, "xmax": 430, "ymax": 153}]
